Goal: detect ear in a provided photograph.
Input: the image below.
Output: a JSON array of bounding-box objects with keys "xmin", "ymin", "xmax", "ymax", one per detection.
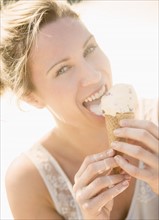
[{"xmin": 23, "ymin": 93, "xmax": 45, "ymax": 109}]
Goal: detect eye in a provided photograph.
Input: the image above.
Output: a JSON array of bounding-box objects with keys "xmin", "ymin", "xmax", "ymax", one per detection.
[
  {"xmin": 83, "ymin": 44, "xmax": 97, "ymax": 57},
  {"xmin": 56, "ymin": 65, "xmax": 70, "ymax": 76}
]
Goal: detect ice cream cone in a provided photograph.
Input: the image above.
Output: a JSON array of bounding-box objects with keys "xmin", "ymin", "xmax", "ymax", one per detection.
[
  {"xmin": 105, "ymin": 112, "xmax": 134, "ymax": 146},
  {"xmin": 105, "ymin": 112, "xmax": 134, "ymax": 174},
  {"xmin": 100, "ymin": 84, "xmax": 138, "ymax": 174}
]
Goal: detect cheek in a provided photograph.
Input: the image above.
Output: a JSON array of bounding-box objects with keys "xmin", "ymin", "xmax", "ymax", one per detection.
[
  {"xmin": 46, "ymin": 80, "xmax": 77, "ymax": 109},
  {"xmin": 46, "ymin": 80, "xmax": 81, "ymax": 123},
  {"xmin": 48, "ymin": 92, "xmax": 79, "ymax": 125}
]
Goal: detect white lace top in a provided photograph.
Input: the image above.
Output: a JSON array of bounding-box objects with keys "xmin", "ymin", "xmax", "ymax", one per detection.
[{"xmin": 25, "ymin": 99, "xmax": 159, "ymax": 220}]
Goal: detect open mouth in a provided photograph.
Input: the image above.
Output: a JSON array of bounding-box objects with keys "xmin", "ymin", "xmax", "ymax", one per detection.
[{"xmin": 83, "ymin": 85, "xmax": 107, "ymax": 116}]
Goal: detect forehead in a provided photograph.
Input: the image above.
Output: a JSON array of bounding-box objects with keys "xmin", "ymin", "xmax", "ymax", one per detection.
[
  {"xmin": 39, "ymin": 17, "xmax": 88, "ymax": 42},
  {"xmin": 29, "ymin": 17, "xmax": 90, "ymax": 72},
  {"xmin": 31, "ymin": 17, "xmax": 90, "ymax": 56}
]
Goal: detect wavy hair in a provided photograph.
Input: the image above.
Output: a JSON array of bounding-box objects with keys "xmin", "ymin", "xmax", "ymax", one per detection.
[{"xmin": 0, "ymin": 0, "xmax": 79, "ymax": 98}]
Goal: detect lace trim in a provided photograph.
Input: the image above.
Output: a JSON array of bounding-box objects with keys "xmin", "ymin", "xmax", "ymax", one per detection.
[
  {"xmin": 137, "ymin": 100, "xmax": 157, "ymax": 203},
  {"xmin": 25, "ymin": 144, "xmax": 82, "ymax": 220},
  {"xmin": 142, "ymin": 99, "xmax": 158, "ymax": 124},
  {"xmin": 137, "ymin": 181, "xmax": 156, "ymax": 203},
  {"xmin": 126, "ymin": 99, "xmax": 158, "ymax": 219}
]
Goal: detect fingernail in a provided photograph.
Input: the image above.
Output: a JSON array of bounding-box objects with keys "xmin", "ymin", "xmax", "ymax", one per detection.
[
  {"xmin": 83, "ymin": 203, "xmax": 88, "ymax": 209},
  {"xmin": 113, "ymin": 129, "xmax": 121, "ymax": 136},
  {"xmin": 98, "ymin": 207, "xmax": 102, "ymax": 212},
  {"xmin": 108, "ymin": 184, "xmax": 115, "ymax": 189},
  {"xmin": 116, "ymin": 180, "xmax": 129, "ymax": 192},
  {"xmin": 75, "ymin": 190, "xmax": 82, "ymax": 200},
  {"xmin": 124, "ymin": 174, "xmax": 131, "ymax": 180},
  {"xmin": 119, "ymin": 119, "xmax": 127, "ymax": 126},
  {"xmin": 98, "ymin": 169, "xmax": 104, "ymax": 174},
  {"xmin": 107, "ymin": 148, "xmax": 114, "ymax": 156},
  {"xmin": 122, "ymin": 180, "xmax": 129, "ymax": 186},
  {"xmin": 114, "ymin": 155, "xmax": 121, "ymax": 162},
  {"xmin": 111, "ymin": 141, "xmax": 119, "ymax": 149}
]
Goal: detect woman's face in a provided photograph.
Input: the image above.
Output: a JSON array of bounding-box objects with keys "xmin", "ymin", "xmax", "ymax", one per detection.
[{"xmin": 29, "ymin": 17, "xmax": 112, "ymax": 128}]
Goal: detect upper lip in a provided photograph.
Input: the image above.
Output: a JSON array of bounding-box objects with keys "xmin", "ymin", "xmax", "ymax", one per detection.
[{"xmin": 82, "ymin": 84, "xmax": 107, "ymax": 104}]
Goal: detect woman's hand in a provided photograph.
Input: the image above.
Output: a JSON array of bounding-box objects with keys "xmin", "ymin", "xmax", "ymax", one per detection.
[
  {"xmin": 111, "ymin": 119, "xmax": 159, "ymax": 194},
  {"xmin": 73, "ymin": 149, "xmax": 131, "ymax": 220}
]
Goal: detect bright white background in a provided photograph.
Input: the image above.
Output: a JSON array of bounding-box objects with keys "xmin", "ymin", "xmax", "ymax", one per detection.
[{"xmin": 1, "ymin": 1, "xmax": 158, "ymax": 219}]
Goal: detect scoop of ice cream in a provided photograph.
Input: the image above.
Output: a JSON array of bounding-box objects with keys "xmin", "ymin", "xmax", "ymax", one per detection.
[{"xmin": 101, "ymin": 83, "xmax": 138, "ymax": 116}]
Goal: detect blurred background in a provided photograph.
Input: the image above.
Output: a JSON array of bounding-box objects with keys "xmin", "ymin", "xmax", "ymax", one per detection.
[{"xmin": 1, "ymin": 0, "xmax": 158, "ymax": 219}]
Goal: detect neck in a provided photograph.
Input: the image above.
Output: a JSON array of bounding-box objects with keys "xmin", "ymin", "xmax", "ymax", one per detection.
[{"xmin": 54, "ymin": 121, "xmax": 109, "ymax": 159}]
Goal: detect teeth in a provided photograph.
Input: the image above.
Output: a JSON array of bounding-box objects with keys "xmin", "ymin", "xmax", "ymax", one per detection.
[{"xmin": 84, "ymin": 85, "xmax": 106, "ymax": 103}]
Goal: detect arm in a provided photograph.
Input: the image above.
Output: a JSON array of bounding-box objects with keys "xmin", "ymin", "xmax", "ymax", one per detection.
[{"xmin": 5, "ymin": 154, "xmax": 63, "ymax": 220}]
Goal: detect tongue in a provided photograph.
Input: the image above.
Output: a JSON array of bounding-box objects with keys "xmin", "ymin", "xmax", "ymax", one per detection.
[
  {"xmin": 89, "ymin": 104, "xmax": 103, "ymax": 116},
  {"xmin": 84, "ymin": 99, "xmax": 103, "ymax": 116}
]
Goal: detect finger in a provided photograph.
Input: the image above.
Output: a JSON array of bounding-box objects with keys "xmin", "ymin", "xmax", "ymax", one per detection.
[
  {"xmin": 111, "ymin": 141, "xmax": 158, "ymax": 168},
  {"xmin": 114, "ymin": 155, "xmax": 150, "ymax": 182},
  {"xmin": 120, "ymin": 119, "xmax": 159, "ymax": 140},
  {"xmin": 75, "ymin": 174, "xmax": 130, "ymax": 202},
  {"xmin": 82, "ymin": 180, "xmax": 130, "ymax": 213},
  {"xmin": 74, "ymin": 149, "xmax": 115, "ymax": 182},
  {"xmin": 114, "ymin": 127, "xmax": 159, "ymax": 154},
  {"xmin": 73, "ymin": 158, "xmax": 118, "ymax": 192}
]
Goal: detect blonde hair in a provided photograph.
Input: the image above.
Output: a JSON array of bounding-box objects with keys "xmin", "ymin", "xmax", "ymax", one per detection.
[{"xmin": 0, "ymin": 0, "xmax": 79, "ymax": 98}]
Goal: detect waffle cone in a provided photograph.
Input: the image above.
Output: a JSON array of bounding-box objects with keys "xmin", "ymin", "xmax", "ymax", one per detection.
[{"xmin": 105, "ymin": 112, "xmax": 134, "ymax": 173}]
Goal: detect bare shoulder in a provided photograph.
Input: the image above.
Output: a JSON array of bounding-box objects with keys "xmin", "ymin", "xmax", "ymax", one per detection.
[{"xmin": 5, "ymin": 153, "xmax": 63, "ymax": 219}]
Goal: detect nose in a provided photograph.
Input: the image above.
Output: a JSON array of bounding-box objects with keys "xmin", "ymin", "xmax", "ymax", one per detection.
[{"xmin": 80, "ymin": 62, "xmax": 102, "ymax": 87}]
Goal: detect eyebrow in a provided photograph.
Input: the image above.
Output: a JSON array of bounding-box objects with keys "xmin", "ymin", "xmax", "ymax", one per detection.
[
  {"xmin": 83, "ymin": 34, "xmax": 94, "ymax": 48},
  {"xmin": 46, "ymin": 34, "xmax": 94, "ymax": 75}
]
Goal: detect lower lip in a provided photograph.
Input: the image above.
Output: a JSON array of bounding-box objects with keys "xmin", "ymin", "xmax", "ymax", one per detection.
[
  {"xmin": 90, "ymin": 111, "xmax": 105, "ymax": 119},
  {"xmin": 83, "ymin": 104, "xmax": 105, "ymax": 120}
]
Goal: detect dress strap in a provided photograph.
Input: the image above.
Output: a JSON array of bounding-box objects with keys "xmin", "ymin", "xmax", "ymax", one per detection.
[
  {"xmin": 140, "ymin": 99, "xmax": 158, "ymax": 124},
  {"xmin": 25, "ymin": 144, "xmax": 82, "ymax": 220}
]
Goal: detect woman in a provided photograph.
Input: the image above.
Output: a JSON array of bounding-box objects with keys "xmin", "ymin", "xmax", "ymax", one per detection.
[{"xmin": 1, "ymin": 0, "xmax": 158, "ymax": 219}]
